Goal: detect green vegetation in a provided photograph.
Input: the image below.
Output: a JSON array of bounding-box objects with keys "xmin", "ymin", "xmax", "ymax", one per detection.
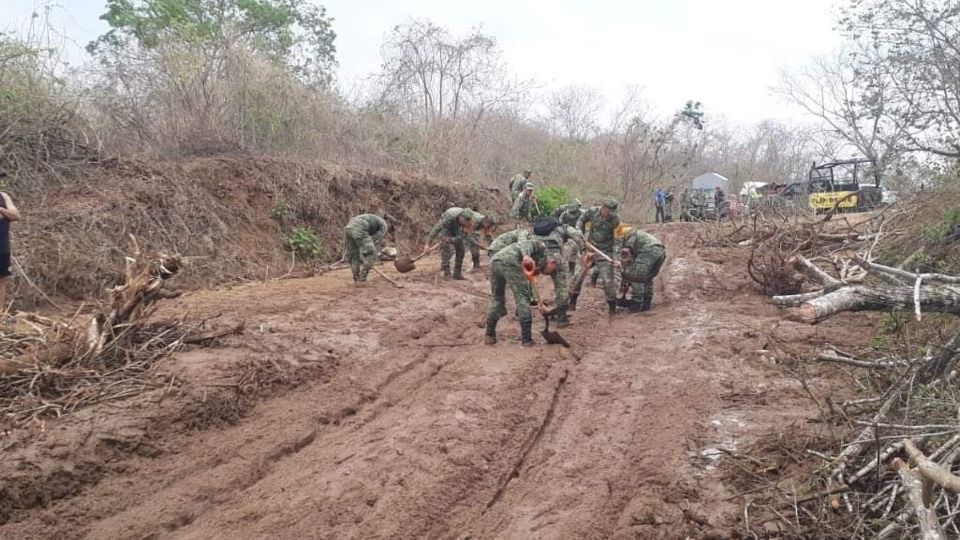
[
  {"xmin": 923, "ymin": 207, "xmax": 960, "ymax": 242},
  {"xmin": 284, "ymin": 227, "xmax": 323, "ymax": 258},
  {"xmin": 271, "ymin": 197, "xmax": 291, "ymax": 223},
  {"xmin": 534, "ymin": 185, "xmax": 572, "ymax": 217}
]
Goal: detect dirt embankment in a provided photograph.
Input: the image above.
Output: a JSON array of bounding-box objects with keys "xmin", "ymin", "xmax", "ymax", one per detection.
[
  {"xmin": 14, "ymin": 155, "xmax": 504, "ymax": 307},
  {"xmin": 0, "ymin": 222, "xmax": 880, "ymax": 539}
]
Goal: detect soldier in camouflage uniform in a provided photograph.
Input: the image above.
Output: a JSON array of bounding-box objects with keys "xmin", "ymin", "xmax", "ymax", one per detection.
[
  {"xmin": 679, "ymin": 188, "xmax": 693, "ymax": 222},
  {"xmin": 616, "ymin": 226, "xmax": 666, "ymax": 313},
  {"xmin": 572, "ymin": 196, "xmax": 622, "ymax": 315},
  {"xmin": 487, "ymin": 228, "xmax": 530, "ymax": 258},
  {"xmin": 511, "ymin": 183, "xmax": 540, "ymax": 223},
  {"xmin": 344, "ymin": 213, "xmax": 389, "ymax": 285},
  {"xmin": 554, "ymin": 199, "xmax": 583, "ymax": 273},
  {"xmin": 484, "ymin": 239, "xmax": 558, "ymax": 347},
  {"xmin": 533, "ymin": 219, "xmax": 584, "ymax": 328},
  {"xmin": 508, "ymin": 170, "xmax": 532, "ymax": 203},
  {"xmin": 466, "ymin": 213, "xmax": 498, "ymax": 271},
  {"xmin": 426, "ymin": 207, "xmax": 476, "ymax": 280}
]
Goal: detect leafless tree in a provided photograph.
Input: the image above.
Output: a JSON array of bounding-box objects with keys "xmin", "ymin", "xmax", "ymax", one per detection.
[{"xmin": 547, "ymin": 84, "xmax": 605, "ymax": 141}]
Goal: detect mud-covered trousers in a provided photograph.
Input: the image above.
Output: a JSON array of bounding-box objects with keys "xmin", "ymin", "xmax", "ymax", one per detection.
[
  {"xmin": 439, "ymin": 236, "xmax": 466, "ymax": 275},
  {"xmin": 485, "ymin": 260, "xmax": 533, "ymax": 328},
  {"xmin": 345, "ymin": 228, "xmax": 377, "ymax": 282},
  {"xmin": 624, "ymin": 245, "xmax": 666, "ymax": 300},
  {"xmin": 571, "ymin": 255, "xmax": 617, "ymax": 302}
]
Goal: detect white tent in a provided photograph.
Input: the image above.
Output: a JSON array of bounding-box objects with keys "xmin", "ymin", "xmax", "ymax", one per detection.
[
  {"xmin": 740, "ymin": 181, "xmax": 768, "ymax": 198},
  {"xmin": 692, "ymin": 172, "xmax": 729, "ymax": 191}
]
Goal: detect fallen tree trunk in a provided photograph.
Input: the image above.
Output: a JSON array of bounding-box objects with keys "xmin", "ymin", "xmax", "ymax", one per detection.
[
  {"xmin": 904, "ymin": 439, "xmax": 960, "ymax": 494},
  {"xmin": 777, "ymin": 283, "xmax": 960, "ymax": 324}
]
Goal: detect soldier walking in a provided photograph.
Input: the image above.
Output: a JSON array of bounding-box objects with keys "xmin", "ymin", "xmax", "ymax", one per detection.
[
  {"xmin": 616, "ymin": 226, "xmax": 666, "ymax": 312},
  {"xmin": 484, "ymin": 239, "xmax": 558, "ymax": 347},
  {"xmin": 508, "ymin": 170, "xmax": 532, "ymax": 203},
  {"xmin": 344, "ymin": 213, "xmax": 390, "ymax": 285},
  {"xmin": 572, "ymin": 196, "xmax": 622, "ymax": 315},
  {"xmin": 426, "ymin": 207, "xmax": 476, "ymax": 280}
]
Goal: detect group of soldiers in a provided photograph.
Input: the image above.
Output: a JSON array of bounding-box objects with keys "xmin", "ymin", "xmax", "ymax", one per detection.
[{"xmin": 342, "ymin": 169, "xmax": 667, "ymax": 347}]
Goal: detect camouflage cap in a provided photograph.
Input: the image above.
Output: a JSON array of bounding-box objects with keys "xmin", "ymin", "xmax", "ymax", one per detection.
[{"xmin": 602, "ymin": 196, "xmax": 619, "ymax": 210}]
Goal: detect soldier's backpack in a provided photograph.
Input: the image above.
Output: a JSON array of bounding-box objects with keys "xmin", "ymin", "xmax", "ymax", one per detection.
[{"xmin": 533, "ymin": 216, "xmax": 560, "ymax": 236}]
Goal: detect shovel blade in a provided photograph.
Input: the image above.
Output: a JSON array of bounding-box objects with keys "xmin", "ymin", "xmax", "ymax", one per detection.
[
  {"xmin": 394, "ymin": 257, "xmax": 416, "ymax": 273},
  {"xmin": 541, "ymin": 329, "xmax": 570, "ymax": 348}
]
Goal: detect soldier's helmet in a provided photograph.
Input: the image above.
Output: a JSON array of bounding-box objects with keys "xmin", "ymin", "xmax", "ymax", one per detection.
[{"xmin": 602, "ymin": 196, "xmax": 619, "ymax": 210}]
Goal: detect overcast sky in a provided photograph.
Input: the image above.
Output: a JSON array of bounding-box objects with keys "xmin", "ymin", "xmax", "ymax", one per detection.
[{"xmin": 8, "ymin": 0, "xmax": 842, "ymax": 123}]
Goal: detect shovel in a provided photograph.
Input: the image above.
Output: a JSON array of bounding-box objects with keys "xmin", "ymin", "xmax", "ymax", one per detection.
[
  {"xmin": 539, "ymin": 306, "xmax": 570, "ymax": 348},
  {"xmin": 394, "ymin": 242, "xmax": 441, "ymax": 273}
]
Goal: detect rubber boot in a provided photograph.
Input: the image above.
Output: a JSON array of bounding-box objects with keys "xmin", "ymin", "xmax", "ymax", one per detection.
[
  {"xmin": 452, "ymin": 263, "xmax": 465, "ymax": 280},
  {"xmin": 554, "ymin": 306, "xmax": 570, "ymax": 328},
  {"xmin": 442, "ymin": 266, "xmax": 451, "ymax": 278},
  {"xmin": 471, "ymin": 253, "xmax": 481, "ymax": 272},
  {"xmin": 628, "ymin": 297, "xmax": 643, "ymax": 313},
  {"xmin": 568, "ymin": 293, "xmax": 579, "ymax": 312},
  {"xmin": 520, "ymin": 319, "xmax": 535, "ymax": 347},
  {"xmin": 641, "ymin": 290, "xmax": 653, "ymax": 312},
  {"xmin": 607, "ymin": 300, "xmax": 617, "ymax": 315},
  {"xmin": 484, "ymin": 319, "xmax": 497, "ymax": 345}
]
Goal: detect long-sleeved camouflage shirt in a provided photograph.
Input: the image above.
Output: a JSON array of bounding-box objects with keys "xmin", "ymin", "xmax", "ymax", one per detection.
[
  {"xmin": 491, "ymin": 239, "xmax": 548, "ymax": 270},
  {"xmin": 428, "ymin": 207, "xmax": 471, "ymax": 244},
  {"xmin": 621, "ymin": 228, "xmax": 664, "ymax": 256},
  {"xmin": 511, "ymin": 192, "xmax": 539, "ymax": 222},
  {"xmin": 555, "ymin": 204, "xmax": 583, "ymax": 227},
  {"xmin": 488, "ymin": 229, "xmax": 530, "ymax": 254},
  {"xmin": 535, "ymin": 224, "xmax": 584, "ymax": 256},
  {"xmin": 345, "ymin": 214, "xmax": 388, "ymax": 244},
  {"xmin": 576, "ymin": 206, "xmax": 620, "ymax": 253}
]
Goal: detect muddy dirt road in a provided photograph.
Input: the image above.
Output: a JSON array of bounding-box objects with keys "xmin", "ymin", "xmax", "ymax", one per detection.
[{"xmin": 2, "ymin": 223, "xmax": 857, "ymax": 539}]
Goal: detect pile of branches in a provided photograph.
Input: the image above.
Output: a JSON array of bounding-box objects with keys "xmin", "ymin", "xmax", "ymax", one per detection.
[
  {"xmin": 755, "ymin": 335, "xmax": 960, "ymax": 539},
  {"xmin": 0, "ymin": 238, "xmax": 240, "ymax": 427}
]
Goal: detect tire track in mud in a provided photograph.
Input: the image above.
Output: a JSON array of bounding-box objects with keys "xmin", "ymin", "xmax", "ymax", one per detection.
[{"xmin": 485, "ymin": 367, "xmax": 570, "ymax": 511}]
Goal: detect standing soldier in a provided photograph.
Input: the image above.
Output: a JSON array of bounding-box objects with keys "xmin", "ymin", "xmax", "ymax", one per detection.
[
  {"xmin": 532, "ymin": 217, "xmax": 584, "ymax": 328},
  {"xmin": 426, "ymin": 207, "xmax": 475, "ymax": 280},
  {"xmin": 511, "ymin": 182, "xmax": 540, "ymax": 223},
  {"xmin": 466, "ymin": 213, "xmax": 498, "ymax": 272},
  {"xmin": 715, "ymin": 186, "xmax": 727, "ymax": 221},
  {"xmin": 679, "ymin": 188, "xmax": 693, "ymax": 222},
  {"xmin": 572, "ymin": 196, "xmax": 622, "ymax": 314},
  {"xmin": 344, "ymin": 213, "xmax": 390, "ymax": 285},
  {"xmin": 508, "ymin": 170, "xmax": 532, "ymax": 203},
  {"xmin": 484, "ymin": 239, "xmax": 558, "ymax": 346},
  {"xmin": 555, "ymin": 199, "xmax": 584, "ymax": 273},
  {"xmin": 616, "ymin": 226, "xmax": 666, "ymax": 313},
  {"xmin": 654, "ymin": 187, "xmax": 666, "ymax": 223}
]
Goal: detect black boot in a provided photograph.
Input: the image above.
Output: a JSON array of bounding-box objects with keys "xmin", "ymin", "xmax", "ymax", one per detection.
[
  {"xmin": 520, "ymin": 319, "xmax": 535, "ymax": 347},
  {"xmin": 628, "ymin": 297, "xmax": 643, "ymax": 313},
  {"xmin": 554, "ymin": 306, "xmax": 570, "ymax": 328},
  {"xmin": 607, "ymin": 300, "xmax": 617, "ymax": 315},
  {"xmin": 452, "ymin": 259, "xmax": 465, "ymax": 280},
  {"xmin": 616, "ymin": 296, "xmax": 630, "ymax": 308},
  {"xmin": 641, "ymin": 290, "xmax": 653, "ymax": 312},
  {"xmin": 484, "ymin": 319, "xmax": 497, "ymax": 345},
  {"xmin": 568, "ymin": 293, "xmax": 579, "ymax": 312},
  {"xmin": 471, "ymin": 254, "xmax": 481, "ymax": 271}
]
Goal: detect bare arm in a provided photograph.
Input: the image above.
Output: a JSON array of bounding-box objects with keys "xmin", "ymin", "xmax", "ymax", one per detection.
[{"xmin": 0, "ymin": 193, "xmax": 20, "ymax": 222}]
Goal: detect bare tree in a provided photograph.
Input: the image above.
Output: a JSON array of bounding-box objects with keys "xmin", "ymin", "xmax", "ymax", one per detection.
[
  {"xmin": 775, "ymin": 51, "xmax": 908, "ymax": 185},
  {"xmin": 547, "ymin": 85, "xmax": 605, "ymax": 141}
]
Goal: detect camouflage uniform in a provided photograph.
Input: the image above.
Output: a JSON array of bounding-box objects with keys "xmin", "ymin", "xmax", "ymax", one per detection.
[
  {"xmin": 679, "ymin": 190, "xmax": 693, "ymax": 222},
  {"xmin": 344, "ymin": 214, "xmax": 388, "ymax": 283},
  {"xmin": 533, "ymin": 223, "xmax": 584, "ymax": 327},
  {"xmin": 466, "ymin": 212, "xmax": 497, "ymax": 270},
  {"xmin": 427, "ymin": 207, "xmax": 475, "ymax": 279},
  {"xmin": 555, "ymin": 201, "xmax": 583, "ymax": 273},
  {"xmin": 484, "ymin": 239, "xmax": 551, "ymax": 346},
  {"xmin": 511, "ymin": 189, "xmax": 539, "ymax": 223},
  {"xmin": 572, "ymin": 197, "xmax": 621, "ymax": 314},
  {"xmin": 619, "ymin": 228, "xmax": 666, "ymax": 312},
  {"xmin": 488, "ymin": 228, "xmax": 530, "ymax": 258},
  {"xmin": 508, "ymin": 173, "xmax": 529, "ymax": 203}
]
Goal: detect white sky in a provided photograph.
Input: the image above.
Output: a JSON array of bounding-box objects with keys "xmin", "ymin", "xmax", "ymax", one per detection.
[{"xmin": 7, "ymin": 0, "xmax": 842, "ymax": 122}]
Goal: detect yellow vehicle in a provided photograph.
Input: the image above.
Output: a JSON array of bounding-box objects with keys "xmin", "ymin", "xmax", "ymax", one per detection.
[{"xmin": 806, "ymin": 159, "xmax": 882, "ymax": 213}]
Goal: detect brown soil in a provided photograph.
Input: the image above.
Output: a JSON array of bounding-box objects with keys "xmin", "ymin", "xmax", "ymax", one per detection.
[
  {"xmin": 13, "ymin": 155, "xmax": 503, "ymax": 308},
  {"xmin": 0, "ymin": 222, "xmax": 876, "ymax": 539}
]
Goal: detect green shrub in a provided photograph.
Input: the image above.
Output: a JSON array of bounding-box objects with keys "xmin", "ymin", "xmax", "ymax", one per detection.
[
  {"xmin": 922, "ymin": 207, "xmax": 960, "ymax": 242},
  {"xmin": 284, "ymin": 228, "xmax": 323, "ymax": 258},
  {"xmin": 271, "ymin": 197, "xmax": 291, "ymax": 222},
  {"xmin": 534, "ymin": 185, "xmax": 572, "ymax": 217}
]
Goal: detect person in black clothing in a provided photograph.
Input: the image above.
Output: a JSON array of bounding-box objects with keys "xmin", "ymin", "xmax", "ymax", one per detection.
[
  {"xmin": 0, "ymin": 191, "xmax": 21, "ymax": 316},
  {"xmin": 714, "ymin": 186, "xmax": 726, "ymax": 221}
]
